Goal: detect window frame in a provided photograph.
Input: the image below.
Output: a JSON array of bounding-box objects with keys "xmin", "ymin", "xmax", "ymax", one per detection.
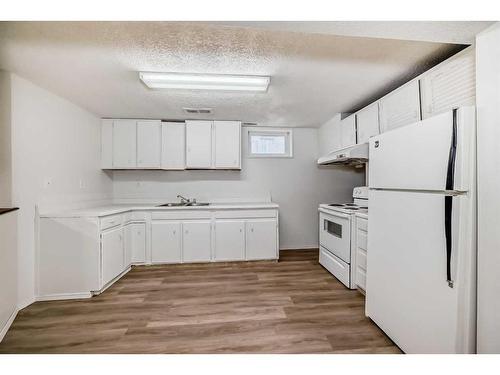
[{"xmin": 246, "ymin": 128, "xmax": 294, "ymax": 158}]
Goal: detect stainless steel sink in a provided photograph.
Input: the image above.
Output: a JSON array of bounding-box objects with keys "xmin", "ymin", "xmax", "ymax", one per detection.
[
  {"xmin": 156, "ymin": 202, "xmax": 210, "ymax": 207},
  {"xmin": 156, "ymin": 202, "xmax": 187, "ymax": 207}
]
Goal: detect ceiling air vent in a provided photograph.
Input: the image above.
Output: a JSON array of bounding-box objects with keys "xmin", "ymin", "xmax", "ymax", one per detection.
[{"xmin": 183, "ymin": 108, "xmax": 213, "ymax": 114}]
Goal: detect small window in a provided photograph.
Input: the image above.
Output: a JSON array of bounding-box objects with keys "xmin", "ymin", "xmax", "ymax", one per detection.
[{"xmin": 247, "ymin": 129, "xmax": 293, "ymax": 158}]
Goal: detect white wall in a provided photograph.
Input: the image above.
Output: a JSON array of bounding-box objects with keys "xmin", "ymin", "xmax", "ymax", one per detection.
[
  {"xmin": 10, "ymin": 74, "xmax": 113, "ymax": 308},
  {"xmin": 113, "ymin": 127, "xmax": 365, "ymax": 249},
  {"xmin": 476, "ymin": 22, "xmax": 500, "ymax": 354},
  {"xmin": 0, "ymin": 71, "xmax": 12, "ymax": 206}
]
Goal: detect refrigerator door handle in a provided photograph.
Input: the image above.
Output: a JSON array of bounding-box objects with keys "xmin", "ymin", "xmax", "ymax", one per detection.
[
  {"xmin": 443, "ymin": 109, "xmax": 458, "ymax": 288},
  {"xmin": 444, "ymin": 195, "xmax": 454, "ymax": 288}
]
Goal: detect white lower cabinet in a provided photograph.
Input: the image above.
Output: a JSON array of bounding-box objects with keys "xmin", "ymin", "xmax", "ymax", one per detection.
[
  {"xmin": 126, "ymin": 222, "xmax": 146, "ymax": 264},
  {"xmin": 38, "ymin": 207, "xmax": 278, "ymax": 301},
  {"xmin": 214, "ymin": 220, "xmax": 245, "ymax": 261},
  {"xmin": 101, "ymin": 226, "xmax": 125, "ymax": 287},
  {"xmin": 246, "ymin": 219, "xmax": 278, "ymax": 260},
  {"xmin": 151, "ymin": 221, "xmax": 181, "ymax": 263},
  {"xmin": 182, "ymin": 221, "xmax": 212, "ymax": 262}
]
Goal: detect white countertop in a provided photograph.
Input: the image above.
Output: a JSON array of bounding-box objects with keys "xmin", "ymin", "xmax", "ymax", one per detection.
[{"xmin": 40, "ymin": 202, "xmax": 279, "ymax": 218}]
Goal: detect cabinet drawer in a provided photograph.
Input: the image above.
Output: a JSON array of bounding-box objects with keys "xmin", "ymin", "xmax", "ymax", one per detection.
[
  {"xmin": 151, "ymin": 211, "xmax": 211, "ymax": 220},
  {"xmin": 357, "ymin": 217, "xmax": 368, "ymax": 232},
  {"xmin": 356, "ymin": 268, "xmax": 367, "ymax": 291},
  {"xmin": 100, "ymin": 214, "xmax": 123, "ymax": 230},
  {"xmin": 319, "ymin": 247, "xmax": 350, "ymax": 287},
  {"xmin": 357, "ymin": 248, "xmax": 367, "ymax": 270},
  {"xmin": 357, "ymin": 230, "xmax": 367, "ymax": 251},
  {"xmin": 214, "ymin": 209, "xmax": 277, "ymax": 219},
  {"xmin": 124, "ymin": 211, "xmax": 147, "ymax": 222}
]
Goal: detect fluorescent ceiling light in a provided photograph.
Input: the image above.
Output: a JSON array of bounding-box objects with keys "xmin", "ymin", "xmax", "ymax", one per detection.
[{"xmin": 139, "ymin": 72, "xmax": 270, "ymax": 92}]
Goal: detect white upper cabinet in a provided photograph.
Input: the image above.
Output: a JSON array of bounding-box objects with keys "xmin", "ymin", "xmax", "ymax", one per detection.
[
  {"xmin": 318, "ymin": 114, "xmax": 342, "ymax": 156},
  {"xmin": 379, "ymin": 80, "xmax": 421, "ymax": 133},
  {"xmin": 186, "ymin": 120, "xmax": 213, "ymax": 169},
  {"xmin": 161, "ymin": 122, "xmax": 186, "ymax": 170},
  {"xmin": 420, "ymin": 48, "xmax": 475, "ymax": 119},
  {"xmin": 112, "ymin": 120, "xmax": 137, "ymax": 169},
  {"xmin": 137, "ymin": 120, "xmax": 161, "ymax": 168},
  {"xmin": 101, "ymin": 119, "xmax": 113, "ymax": 169},
  {"xmin": 102, "ymin": 118, "xmax": 242, "ymax": 170},
  {"xmin": 356, "ymin": 102, "xmax": 380, "ymax": 144},
  {"xmin": 214, "ymin": 121, "xmax": 241, "ymax": 169},
  {"xmin": 340, "ymin": 115, "xmax": 356, "ymax": 149}
]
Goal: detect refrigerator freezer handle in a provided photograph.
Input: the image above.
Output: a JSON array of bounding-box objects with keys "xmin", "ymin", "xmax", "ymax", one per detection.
[
  {"xmin": 445, "ymin": 109, "xmax": 458, "ymax": 191},
  {"xmin": 444, "ymin": 195, "xmax": 454, "ymax": 288}
]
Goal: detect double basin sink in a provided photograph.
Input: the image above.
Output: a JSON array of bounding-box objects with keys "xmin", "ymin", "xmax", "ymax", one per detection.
[{"xmin": 157, "ymin": 202, "xmax": 210, "ymax": 207}]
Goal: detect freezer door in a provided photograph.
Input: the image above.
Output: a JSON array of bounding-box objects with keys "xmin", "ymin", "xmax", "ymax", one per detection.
[
  {"xmin": 366, "ymin": 189, "xmax": 476, "ymax": 353},
  {"xmin": 369, "ymin": 107, "xmax": 475, "ymax": 192}
]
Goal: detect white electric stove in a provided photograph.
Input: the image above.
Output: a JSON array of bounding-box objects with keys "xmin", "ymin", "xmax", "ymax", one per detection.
[{"xmin": 318, "ymin": 186, "xmax": 368, "ymax": 289}]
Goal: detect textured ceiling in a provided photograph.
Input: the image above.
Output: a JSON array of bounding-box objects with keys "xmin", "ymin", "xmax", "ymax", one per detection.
[
  {"xmin": 0, "ymin": 21, "xmax": 476, "ymax": 127},
  {"xmin": 212, "ymin": 21, "xmax": 494, "ymax": 44}
]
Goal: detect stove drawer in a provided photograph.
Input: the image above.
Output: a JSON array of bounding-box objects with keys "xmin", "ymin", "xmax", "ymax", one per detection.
[{"xmin": 319, "ymin": 246, "xmax": 350, "ymax": 288}]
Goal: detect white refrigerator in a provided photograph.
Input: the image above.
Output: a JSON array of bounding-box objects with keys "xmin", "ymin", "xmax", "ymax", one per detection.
[{"xmin": 366, "ymin": 107, "xmax": 477, "ymax": 353}]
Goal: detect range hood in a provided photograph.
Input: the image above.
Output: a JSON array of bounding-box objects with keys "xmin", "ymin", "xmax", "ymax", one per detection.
[{"xmin": 317, "ymin": 143, "xmax": 368, "ymax": 167}]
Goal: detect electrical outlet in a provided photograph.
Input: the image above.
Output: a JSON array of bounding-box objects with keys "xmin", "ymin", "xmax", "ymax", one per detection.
[{"xmin": 79, "ymin": 179, "xmax": 86, "ymax": 189}]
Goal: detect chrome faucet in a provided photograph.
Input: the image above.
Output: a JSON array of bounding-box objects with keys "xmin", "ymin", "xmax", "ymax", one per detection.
[{"xmin": 177, "ymin": 194, "xmax": 192, "ymax": 204}]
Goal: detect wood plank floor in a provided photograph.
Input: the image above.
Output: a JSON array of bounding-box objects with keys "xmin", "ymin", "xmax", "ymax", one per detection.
[{"xmin": 0, "ymin": 250, "xmax": 402, "ymax": 354}]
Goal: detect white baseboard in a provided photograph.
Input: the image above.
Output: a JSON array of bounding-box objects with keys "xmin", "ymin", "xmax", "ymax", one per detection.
[
  {"xmin": 36, "ymin": 292, "xmax": 92, "ymax": 302},
  {"xmin": 280, "ymin": 246, "xmax": 319, "ymax": 251},
  {"xmin": 0, "ymin": 309, "xmax": 18, "ymax": 343}
]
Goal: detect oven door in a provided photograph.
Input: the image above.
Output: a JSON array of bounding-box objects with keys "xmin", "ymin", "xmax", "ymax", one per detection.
[{"xmin": 319, "ymin": 210, "xmax": 352, "ymax": 263}]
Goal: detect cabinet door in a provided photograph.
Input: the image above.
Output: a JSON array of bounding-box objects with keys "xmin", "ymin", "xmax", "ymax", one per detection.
[
  {"xmin": 137, "ymin": 120, "xmax": 161, "ymax": 168},
  {"xmin": 151, "ymin": 221, "xmax": 181, "ymax": 263},
  {"xmin": 379, "ymin": 80, "xmax": 421, "ymax": 133},
  {"xmin": 214, "ymin": 220, "xmax": 245, "ymax": 261},
  {"xmin": 113, "ymin": 120, "xmax": 137, "ymax": 168},
  {"xmin": 318, "ymin": 114, "xmax": 342, "ymax": 155},
  {"xmin": 126, "ymin": 222, "xmax": 146, "ymax": 264},
  {"xmin": 185, "ymin": 120, "xmax": 213, "ymax": 169},
  {"xmin": 182, "ymin": 221, "xmax": 212, "ymax": 262},
  {"xmin": 356, "ymin": 103, "xmax": 380, "ymax": 144},
  {"xmin": 214, "ymin": 121, "xmax": 241, "ymax": 169},
  {"xmin": 246, "ymin": 219, "xmax": 277, "ymax": 260},
  {"xmin": 101, "ymin": 119, "xmax": 113, "ymax": 169},
  {"xmin": 340, "ymin": 116, "xmax": 356, "ymax": 149},
  {"xmin": 161, "ymin": 122, "xmax": 186, "ymax": 170},
  {"xmin": 420, "ymin": 49, "xmax": 475, "ymax": 119},
  {"xmin": 101, "ymin": 226, "xmax": 124, "ymax": 287}
]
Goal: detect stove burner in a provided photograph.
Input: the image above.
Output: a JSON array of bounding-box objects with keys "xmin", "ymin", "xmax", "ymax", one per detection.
[
  {"xmin": 345, "ymin": 203, "xmax": 357, "ymax": 206},
  {"xmin": 328, "ymin": 204, "xmax": 345, "ymax": 207},
  {"xmin": 344, "ymin": 207, "xmax": 359, "ymax": 210}
]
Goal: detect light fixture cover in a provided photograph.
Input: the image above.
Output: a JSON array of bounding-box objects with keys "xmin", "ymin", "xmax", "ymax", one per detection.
[{"xmin": 139, "ymin": 72, "xmax": 270, "ymax": 92}]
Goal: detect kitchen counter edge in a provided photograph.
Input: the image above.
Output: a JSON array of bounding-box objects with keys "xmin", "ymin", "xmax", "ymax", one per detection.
[{"xmin": 40, "ymin": 203, "xmax": 280, "ymax": 218}]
